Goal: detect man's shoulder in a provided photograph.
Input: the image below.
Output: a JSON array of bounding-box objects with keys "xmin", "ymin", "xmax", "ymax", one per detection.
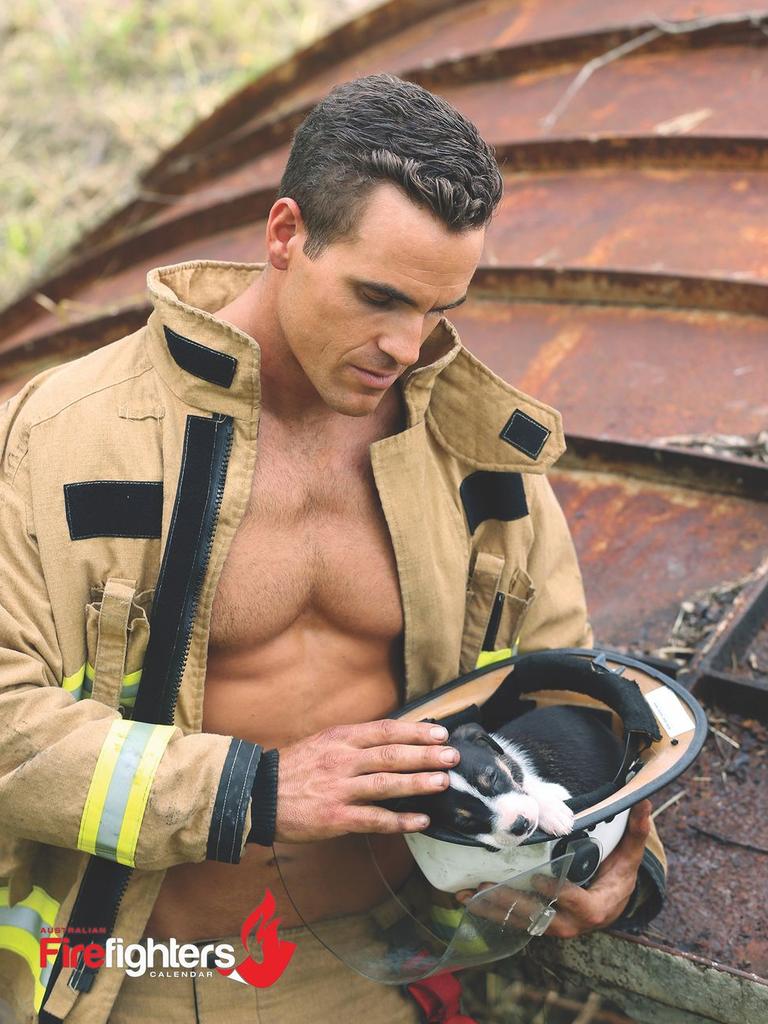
[
  {"xmin": 0, "ymin": 327, "xmax": 153, "ymax": 478},
  {"xmin": 427, "ymin": 343, "xmax": 566, "ymax": 474}
]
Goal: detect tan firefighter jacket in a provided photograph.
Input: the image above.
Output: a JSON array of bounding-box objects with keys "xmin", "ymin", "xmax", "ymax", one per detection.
[{"xmin": 0, "ymin": 260, "xmax": 666, "ymax": 1023}]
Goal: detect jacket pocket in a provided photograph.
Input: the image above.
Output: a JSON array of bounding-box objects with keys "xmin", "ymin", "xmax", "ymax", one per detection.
[
  {"xmin": 460, "ymin": 556, "xmax": 536, "ymax": 673},
  {"xmin": 490, "ymin": 566, "xmax": 536, "ymax": 654},
  {"xmin": 84, "ymin": 577, "xmax": 153, "ymax": 716}
]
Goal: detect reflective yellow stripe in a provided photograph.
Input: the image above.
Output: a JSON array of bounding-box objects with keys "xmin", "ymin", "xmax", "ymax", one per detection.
[
  {"xmin": 0, "ymin": 927, "xmax": 48, "ymax": 1010},
  {"xmin": 475, "ymin": 647, "xmax": 514, "ymax": 669},
  {"xmin": 475, "ymin": 636, "xmax": 520, "ymax": 670},
  {"xmin": 62, "ymin": 662, "xmax": 143, "ymax": 707},
  {"xmin": 78, "ymin": 720, "xmax": 174, "ymax": 866},
  {"xmin": 0, "ymin": 886, "xmax": 60, "ymax": 924},
  {"xmin": 430, "ymin": 905, "xmax": 463, "ymax": 928},
  {"xmin": 0, "ymin": 884, "xmax": 61, "ymax": 1012},
  {"xmin": 429, "ymin": 904, "xmax": 490, "ymax": 954},
  {"xmin": 79, "ymin": 719, "xmax": 132, "ymax": 855},
  {"xmin": 61, "ymin": 665, "xmax": 85, "ymax": 699},
  {"xmin": 116, "ymin": 723, "xmax": 174, "ymax": 866},
  {"xmin": 115, "ymin": 668, "xmax": 142, "ymax": 708}
]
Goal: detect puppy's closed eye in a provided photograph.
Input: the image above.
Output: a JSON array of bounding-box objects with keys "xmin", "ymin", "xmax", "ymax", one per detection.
[{"xmin": 454, "ymin": 807, "xmax": 488, "ymax": 832}]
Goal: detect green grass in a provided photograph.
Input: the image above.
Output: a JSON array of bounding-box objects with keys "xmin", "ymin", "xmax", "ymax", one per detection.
[{"xmin": 0, "ymin": 0, "xmax": 375, "ymax": 309}]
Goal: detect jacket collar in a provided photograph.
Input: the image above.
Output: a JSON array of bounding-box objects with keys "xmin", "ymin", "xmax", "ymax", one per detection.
[{"xmin": 145, "ymin": 259, "xmax": 565, "ymax": 471}]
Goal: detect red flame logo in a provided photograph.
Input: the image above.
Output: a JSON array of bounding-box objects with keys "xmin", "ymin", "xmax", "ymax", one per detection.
[{"xmin": 217, "ymin": 888, "xmax": 297, "ymax": 988}]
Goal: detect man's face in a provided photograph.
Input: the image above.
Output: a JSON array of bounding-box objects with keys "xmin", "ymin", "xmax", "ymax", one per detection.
[{"xmin": 273, "ymin": 183, "xmax": 486, "ymax": 416}]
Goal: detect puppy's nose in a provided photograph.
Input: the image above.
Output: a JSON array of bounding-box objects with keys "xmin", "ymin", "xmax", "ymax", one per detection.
[{"xmin": 509, "ymin": 816, "xmax": 530, "ymax": 836}]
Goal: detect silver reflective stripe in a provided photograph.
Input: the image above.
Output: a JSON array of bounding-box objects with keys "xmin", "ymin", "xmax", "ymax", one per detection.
[
  {"xmin": 95, "ymin": 721, "xmax": 157, "ymax": 860},
  {"xmin": 0, "ymin": 905, "xmax": 45, "ymax": 934},
  {"xmin": 0, "ymin": 885, "xmax": 60, "ymax": 1011},
  {"xmin": 78, "ymin": 719, "xmax": 175, "ymax": 865}
]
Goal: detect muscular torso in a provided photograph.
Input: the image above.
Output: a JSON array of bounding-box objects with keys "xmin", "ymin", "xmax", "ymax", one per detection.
[{"xmin": 142, "ymin": 397, "xmax": 408, "ymax": 940}]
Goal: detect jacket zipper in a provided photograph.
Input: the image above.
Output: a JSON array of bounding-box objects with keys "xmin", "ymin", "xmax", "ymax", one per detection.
[
  {"xmin": 163, "ymin": 412, "xmax": 234, "ymax": 724},
  {"xmin": 40, "ymin": 412, "xmax": 235, "ymax": 1014}
]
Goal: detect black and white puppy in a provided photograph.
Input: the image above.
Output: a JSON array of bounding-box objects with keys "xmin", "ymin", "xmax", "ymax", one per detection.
[{"xmin": 416, "ymin": 706, "xmax": 624, "ymax": 851}]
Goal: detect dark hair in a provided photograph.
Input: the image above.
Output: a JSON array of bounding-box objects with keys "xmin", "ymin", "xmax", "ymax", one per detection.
[{"xmin": 278, "ymin": 74, "xmax": 503, "ymax": 258}]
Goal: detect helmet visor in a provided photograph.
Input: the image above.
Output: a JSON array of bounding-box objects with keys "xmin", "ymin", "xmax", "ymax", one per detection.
[{"xmin": 273, "ymin": 831, "xmax": 573, "ymax": 983}]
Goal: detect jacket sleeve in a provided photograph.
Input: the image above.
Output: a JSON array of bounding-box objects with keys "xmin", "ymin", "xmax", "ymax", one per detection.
[
  {"xmin": 0, "ymin": 469, "xmax": 270, "ymax": 873},
  {"xmin": 515, "ymin": 472, "xmax": 667, "ymax": 929}
]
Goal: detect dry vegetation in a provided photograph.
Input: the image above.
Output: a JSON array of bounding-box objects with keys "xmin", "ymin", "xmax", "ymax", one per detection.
[{"xmin": 0, "ymin": 0, "xmax": 373, "ymax": 309}]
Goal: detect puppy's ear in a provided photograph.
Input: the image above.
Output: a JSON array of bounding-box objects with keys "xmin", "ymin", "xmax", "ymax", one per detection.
[
  {"xmin": 478, "ymin": 733, "xmax": 506, "ymax": 757},
  {"xmin": 451, "ymin": 723, "xmax": 505, "ymax": 756},
  {"xmin": 450, "ymin": 723, "xmax": 487, "ymax": 744}
]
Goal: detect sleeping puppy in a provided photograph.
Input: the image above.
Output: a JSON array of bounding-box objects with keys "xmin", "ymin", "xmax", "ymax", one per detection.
[{"xmin": 414, "ymin": 706, "xmax": 624, "ymax": 851}]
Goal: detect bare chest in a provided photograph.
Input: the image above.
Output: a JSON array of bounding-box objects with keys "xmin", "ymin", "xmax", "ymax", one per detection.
[{"xmin": 209, "ymin": 434, "xmax": 404, "ymax": 650}]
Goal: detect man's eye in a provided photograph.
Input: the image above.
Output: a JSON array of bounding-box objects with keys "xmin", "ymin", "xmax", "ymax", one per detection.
[{"xmin": 362, "ymin": 292, "xmax": 392, "ymax": 308}]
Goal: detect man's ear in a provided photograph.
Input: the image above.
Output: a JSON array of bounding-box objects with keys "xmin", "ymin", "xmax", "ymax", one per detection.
[{"xmin": 266, "ymin": 197, "xmax": 304, "ymax": 270}]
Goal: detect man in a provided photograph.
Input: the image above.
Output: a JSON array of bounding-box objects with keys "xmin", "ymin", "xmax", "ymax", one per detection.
[{"xmin": 0, "ymin": 75, "xmax": 663, "ymax": 1024}]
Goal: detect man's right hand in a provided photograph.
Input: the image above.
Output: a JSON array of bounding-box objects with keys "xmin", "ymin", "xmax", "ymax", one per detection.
[{"xmin": 274, "ymin": 719, "xmax": 459, "ymax": 842}]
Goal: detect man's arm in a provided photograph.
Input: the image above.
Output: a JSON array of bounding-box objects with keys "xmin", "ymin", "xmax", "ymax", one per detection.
[{"xmin": 0, "ymin": 469, "xmax": 273, "ymax": 871}]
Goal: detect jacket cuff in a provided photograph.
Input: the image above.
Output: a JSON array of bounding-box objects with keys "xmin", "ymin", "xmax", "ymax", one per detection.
[
  {"xmin": 206, "ymin": 738, "xmax": 262, "ymax": 863},
  {"xmin": 611, "ymin": 848, "xmax": 666, "ymax": 932},
  {"xmin": 246, "ymin": 747, "xmax": 279, "ymax": 847}
]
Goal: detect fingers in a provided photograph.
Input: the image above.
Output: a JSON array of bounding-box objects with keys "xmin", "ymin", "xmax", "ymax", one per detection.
[
  {"xmin": 274, "ymin": 720, "xmax": 464, "ymax": 842},
  {"xmin": 325, "ymin": 720, "xmax": 460, "ymax": 773},
  {"xmin": 455, "ymin": 883, "xmax": 552, "ymax": 933},
  {"xmin": 340, "ymin": 804, "xmax": 431, "ymax": 835},
  {"xmin": 352, "ymin": 769, "xmax": 450, "ymax": 802},
  {"xmin": 532, "ymin": 874, "xmax": 590, "ymax": 917},
  {"xmin": 528, "ymin": 802, "xmax": 653, "ymax": 936},
  {"xmin": 338, "ymin": 719, "xmax": 452, "ymax": 749},
  {"xmin": 593, "ymin": 800, "xmax": 652, "ymax": 880},
  {"xmin": 628, "ymin": 799, "xmax": 652, "ymax": 841},
  {"xmin": 357, "ymin": 742, "xmax": 460, "ymax": 774},
  {"xmin": 450, "ymin": 802, "xmax": 656, "ymax": 941}
]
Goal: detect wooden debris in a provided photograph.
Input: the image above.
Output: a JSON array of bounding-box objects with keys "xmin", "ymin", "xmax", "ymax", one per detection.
[
  {"xmin": 689, "ymin": 823, "xmax": 768, "ymax": 856},
  {"xmin": 651, "ymin": 790, "xmax": 686, "ymax": 819}
]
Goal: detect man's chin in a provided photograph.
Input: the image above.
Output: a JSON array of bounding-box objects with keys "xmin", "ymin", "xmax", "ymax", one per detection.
[{"xmin": 324, "ymin": 388, "xmax": 387, "ymax": 418}]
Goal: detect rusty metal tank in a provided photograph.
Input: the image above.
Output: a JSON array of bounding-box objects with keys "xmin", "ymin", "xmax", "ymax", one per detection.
[{"xmin": 1, "ymin": 3, "xmax": 767, "ymax": 1021}]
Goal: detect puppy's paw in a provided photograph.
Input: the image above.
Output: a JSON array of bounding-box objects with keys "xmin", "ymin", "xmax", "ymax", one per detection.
[{"xmin": 537, "ymin": 799, "xmax": 574, "ymax": 837}]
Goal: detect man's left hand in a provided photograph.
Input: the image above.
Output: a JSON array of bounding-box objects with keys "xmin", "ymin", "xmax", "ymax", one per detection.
[{"xmin": 455, "ymin": 799, "xmax": 652, "ymax": 939}]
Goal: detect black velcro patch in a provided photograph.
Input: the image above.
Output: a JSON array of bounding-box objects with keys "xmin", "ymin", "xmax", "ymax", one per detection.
[
  {"xmin": 64, "ymin": 481, "xmax": 163, "ymax": 540},
  {"xmin": 460, "ymin": 471, "xmax": 528, "ymax": 534},
  {"xmin": 500, "ymin": 408, "xmax": 550, "ymax": 459},
  {"xmin": 164, "ymin": 325, "xmax": 237, "ymax": 388}
]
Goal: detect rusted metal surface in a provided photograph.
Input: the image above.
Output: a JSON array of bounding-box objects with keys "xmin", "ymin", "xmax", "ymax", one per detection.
[
  {"xmin": 451, "ymin": 299, "xmax": 768, "ymax": 438},
  {"xmin": 684, "ymin": 558, "xmax": 768, "ymax": 715},
  {"xmin": 2, "ymin": 2, "xmax": 768, "ymax": 1016},
  {"xmin": 549, "ymin": 470, "xmax": 768, "ymax": 654},
  {"xmin": 9, "ymin": 162, "xmax": 768, "ymax": 355},
  {"xmin": 649, "ymin": 708, "xmax": 768, "ymax": 961}
]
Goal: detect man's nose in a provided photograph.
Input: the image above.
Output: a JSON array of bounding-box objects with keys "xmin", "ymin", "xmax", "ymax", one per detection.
[{"xmin": 376, "ymin": 319, "xmax": 424, "ymax": 368}]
